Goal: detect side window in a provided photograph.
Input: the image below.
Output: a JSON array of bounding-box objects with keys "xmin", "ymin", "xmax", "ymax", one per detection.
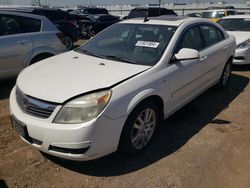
[
  {"xmin": 0, "ymin": 15, "xmax": 41, "ymax": 36},
  {"xmin": 160, "ymin": 9, "xmax": 176, "ymax": 16},
  {"xmin": 148, "ymin": 9, "xmax": 159, "ymax": 17},
  {"xmin": 16, "ymin": 17, "xmax": 41, "ymax": 33},
  {"xmin": 175, "ymin": 26, "xmax": 203, "ymax": 53},
  {"xmin": 200, "ymin": 25, "xmax": 223, "ymax": 47},
  {"xmin": 0, "ymin": 15, "xmax": 21, "ymax": 36}
]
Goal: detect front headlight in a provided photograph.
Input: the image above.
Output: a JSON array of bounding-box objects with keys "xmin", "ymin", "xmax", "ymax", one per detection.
[
  {"xmin": 54, "ymin": 90, "xmax": 111, "ymax": 124},
  {"xmin": 237, "ymin": 39, "xmax": 250, "ymax": 49}
]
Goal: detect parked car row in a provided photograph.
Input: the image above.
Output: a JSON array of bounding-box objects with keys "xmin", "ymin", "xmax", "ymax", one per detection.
[{"xmin": 9, "ymin": 15, "xmax": 237, "ymax": 161}]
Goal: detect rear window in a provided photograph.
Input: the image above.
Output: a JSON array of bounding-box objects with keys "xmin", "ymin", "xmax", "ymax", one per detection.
[{"xmin": 0, "ymin": 14, "xmax": 41, "ymax": 36}]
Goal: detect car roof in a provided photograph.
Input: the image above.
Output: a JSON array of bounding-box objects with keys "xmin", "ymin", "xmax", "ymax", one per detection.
[
  {"xmin": 121, "ymin": 16, "xmax": 204, "ymax": 26},
  {"xmin": 0, "ymin": 7, "xmax": 66, "ymax": 13},
  {"xmin": 221, "ymin": 15, "xmax": 250, "ymax": 19},
  {"xmin": 202, "ymin": 9, "xmax": 235, "ymax": 12},
  {"xmin": 0, "ymin": 10, "xmax": 46, "ymax": 20},
  {"xmin": 0, "ymin": 10, "xmax": 60, "ymax": 32},
  {"xmin": 132, "ymin": 7, "xmax": 168, "ymax": 10}
]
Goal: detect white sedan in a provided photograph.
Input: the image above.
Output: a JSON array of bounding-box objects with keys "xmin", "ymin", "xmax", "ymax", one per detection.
[
  {"xmin": 10, "ymin": 16, "xmax": 235, "ymax": 161},
  {"xmin": 218, "ymin": 15, "xmax": 250, "ymax": 65}
]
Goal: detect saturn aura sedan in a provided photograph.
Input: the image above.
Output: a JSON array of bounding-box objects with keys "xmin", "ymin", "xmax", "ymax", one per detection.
[
  {"xmin": 10, "ymin": 16, "xmax": 235, "ymax": 161},
  {"xmin": 218, "ymin": 15, "xmax": 250, "ymax": 65}
]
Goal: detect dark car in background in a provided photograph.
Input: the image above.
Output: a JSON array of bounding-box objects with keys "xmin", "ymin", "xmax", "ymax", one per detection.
[
  {"xmin": 0, "ymin": 7, "xmax": 78, "ymax": 49},
  {"xmin": 127, "ymin": 7, "xmax": 177, "ymax": 19},
  {"xmin": 71, "ymin": 7, "xmax": 109, "ymax": 15},
  {"xmin": 78, "ymin": 14, "xmax": 119, "ymax": 39}
]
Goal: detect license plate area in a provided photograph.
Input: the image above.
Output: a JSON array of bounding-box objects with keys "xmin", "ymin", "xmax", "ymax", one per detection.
[{"xmin": 11, "ymin": 116, "xmax": 29, "ymax": 139}]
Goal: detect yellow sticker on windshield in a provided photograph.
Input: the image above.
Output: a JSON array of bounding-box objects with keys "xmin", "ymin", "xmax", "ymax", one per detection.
[{"xmin": 135, "ymin": 41, "xmax": 159, "ymax": 48}]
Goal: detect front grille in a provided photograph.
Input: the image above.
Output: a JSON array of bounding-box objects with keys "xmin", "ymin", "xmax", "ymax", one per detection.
[{"xmin": 16, "ymin": 87, "xmax": 57, "ymax": 119}]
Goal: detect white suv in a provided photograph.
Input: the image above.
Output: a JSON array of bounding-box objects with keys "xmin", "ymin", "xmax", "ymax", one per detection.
[
  {"xmin": 10, "ymin": 16, "xmax": 235, "ymax": 161},
  {"xmin": 0, "ymin": 11, "xmax": 67, "ymax": 79}
]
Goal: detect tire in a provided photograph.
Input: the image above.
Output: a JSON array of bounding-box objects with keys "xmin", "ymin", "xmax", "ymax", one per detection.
[
  {"xmin": 65, "ymin": 36, "xmax": 73, "ymax": 50},
  {"xmin": 217, "ymin": 61, "xmax": 232, "ymax": 89},
  {"xmin": 30, "ymin": 53, "xmax": 53, "ymax": 65},
  {"xmin": 119, "ymin": 101, "xmax": 160, "ymax": 155}
]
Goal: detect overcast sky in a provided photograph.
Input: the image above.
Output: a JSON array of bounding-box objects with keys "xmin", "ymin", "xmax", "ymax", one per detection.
[{"xmin": 8, "ymin": 0, "xmax": 249, "ymax": 7}]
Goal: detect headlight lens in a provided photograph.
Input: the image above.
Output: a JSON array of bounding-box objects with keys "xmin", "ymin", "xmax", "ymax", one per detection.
[
  {"xmin": 54, "ymin": 90, "xmax": 111, "ymax": 124},
  {"xmin": 237, "ymin": 39, "xmax": 250, "ymax": 49}
]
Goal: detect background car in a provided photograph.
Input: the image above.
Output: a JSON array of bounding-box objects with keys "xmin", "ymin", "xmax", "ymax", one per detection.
[
  {"xmin": 127, "ymin": 7, "xmax": 177, "ymax": 19},
  {"xmin": 0, "ymin": 7, "xmax": 78, "ymax": 50},
  {"xmin": 201, "ymin": 8, "xmax": 237, "ymax": 22},
  {"xmin": 0, "ymin": 11, "xmax": 67, "ymax": 79},
  {"xmin": 185, "ymin": 12, "xmax": 201, "ymax": 17},
  {"xmin": 218, "ymin": 15, "xmax": 250, "ymax": 65},
  {"xmin": 78, "ymin": 14, "xmax": 120, "ymax": 39},
  {"xmin": 10, "ymin": 16, "xmax": 235, "ymax": 161},
  {"xmin": 70, "ymin": 7, "xmax": 109, "ymax": 15}
]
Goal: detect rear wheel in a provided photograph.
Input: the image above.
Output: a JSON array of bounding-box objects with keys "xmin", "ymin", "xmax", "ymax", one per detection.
[
  {"xmin": 217, "ymin": 62, "xmax": 232, "ymax": 88},
  {"xmin": 119, "ymin": 101, "xmax": 160, "ymax": 155},
  {"xmin": 65, "ymin": 36, "xmax": 73, "ymax": 50}
]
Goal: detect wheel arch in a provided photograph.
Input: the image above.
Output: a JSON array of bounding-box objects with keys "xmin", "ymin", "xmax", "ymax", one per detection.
[
  {"xmin": 29, "ymin": 52, "xmax": 54, "ymax": 65},
  {"xmin": 126, "ymin": 89, "xmax": 165, "ymax": 120}
]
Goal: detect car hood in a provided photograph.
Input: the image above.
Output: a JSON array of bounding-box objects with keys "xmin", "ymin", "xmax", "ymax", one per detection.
[
  {"xmin": 17, "ymin": 51, "xmax": 150, "ymax": 103},
  {"xmin": 227, "ymin": 31, "xmax": 250, "ymax": 45}
]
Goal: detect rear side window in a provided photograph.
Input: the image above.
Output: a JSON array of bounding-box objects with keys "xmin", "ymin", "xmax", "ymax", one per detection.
[
  {"xmin": 200, "ymin": 25, "xmax": 224, "ymax": 47},
  {"xmin": 0, "ymin": 15, "xmax": 41, "ymax": 36}
]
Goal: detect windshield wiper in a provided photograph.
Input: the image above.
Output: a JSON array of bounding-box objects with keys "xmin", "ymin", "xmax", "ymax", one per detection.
[
  {"xmin": 76, "ymin": 49, "xmax": 106, "ymax": 59},
  {"xmin": 104, "ymin": 55, "xmax": 137, "ymax": 64}
]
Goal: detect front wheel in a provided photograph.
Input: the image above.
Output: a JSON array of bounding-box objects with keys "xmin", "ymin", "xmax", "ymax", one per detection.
[
  {"xmin": 119, "ymin": 101, "xmax": 160, "ymax": 155},
  {"xmin": 217, "ymin": 62, "xmax": 232, "ymax": 88}
]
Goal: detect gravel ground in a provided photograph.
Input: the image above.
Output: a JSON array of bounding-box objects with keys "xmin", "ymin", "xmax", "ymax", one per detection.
[{"xmin": 0, "ymin": 63, "xmax": 250, "ymax": 188}]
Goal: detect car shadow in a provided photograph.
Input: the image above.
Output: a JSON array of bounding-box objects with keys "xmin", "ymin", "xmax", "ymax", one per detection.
[
  {"xmin": 232, "ymin": 64, "xmax": 250, "ymax": 72},
  {"xmin": 41, "ymin": 73, "xmax": 249, "ymax": 176},
  {"xmin": 0, "ymin": 179, "xmax": 8, "ymax": 188},
  {"xmin": 0, "ymin": 78, "xmax": 16, "ymax": 100}
]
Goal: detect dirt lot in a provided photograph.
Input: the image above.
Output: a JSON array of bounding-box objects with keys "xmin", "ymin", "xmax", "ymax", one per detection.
[{"xmin": 1, "ymin": 65, "xmax": 250, "ymax": 188}]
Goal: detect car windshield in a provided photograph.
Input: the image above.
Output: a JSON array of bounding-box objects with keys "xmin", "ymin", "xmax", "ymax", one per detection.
[
  {"xmin": 201, "ymin": 11, "xmax": 225, "ymax": 18},
  {"xmin": 217, "ymin": 18, "xmax": 250, "ymax": 31},
  {"xmin": 76, "ymin": 23, "xmax": 177, "ymax": 66}
]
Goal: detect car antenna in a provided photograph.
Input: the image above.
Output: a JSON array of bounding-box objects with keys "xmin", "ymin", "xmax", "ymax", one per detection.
[{"xmin": 144, "ymin": 13, "xmax": 149, "ymax": 22}]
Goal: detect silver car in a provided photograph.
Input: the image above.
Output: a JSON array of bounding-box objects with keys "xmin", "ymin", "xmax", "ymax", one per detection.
[{"xmin": 0, "ymin": 11, "xmax": 67, "ymax": 79}]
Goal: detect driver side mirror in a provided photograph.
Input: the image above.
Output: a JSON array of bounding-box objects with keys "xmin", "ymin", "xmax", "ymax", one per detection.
[{"xmin": 174, "ymin": 48, "xmax": 200, "ymax": 61}]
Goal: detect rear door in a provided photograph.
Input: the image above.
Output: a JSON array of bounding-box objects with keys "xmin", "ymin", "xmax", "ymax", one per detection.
[
  {"xmin": 0, "ymin": 14, "xmax": 36, "ymax": 77},
  {"xmin": 198, "ymin": 24, "xmax": 228, "ymax": 85}
]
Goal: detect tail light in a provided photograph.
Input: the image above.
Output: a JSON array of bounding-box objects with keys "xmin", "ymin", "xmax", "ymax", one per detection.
[{"xmin": 56, "ymin": 32, "xmax": 66, "ymax": 46}]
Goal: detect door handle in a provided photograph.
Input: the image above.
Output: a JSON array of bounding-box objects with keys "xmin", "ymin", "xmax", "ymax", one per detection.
[
  {"xmin": 200, "ymin": 56, "xmax": 207, "ymax": 61},
  {"xmin": 223, "ymin": 45, "xmax": 228, "ymax": 50},
  {"xmin": 17, "ymin": 40, "xmax": 30, "ymax": 45}
]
